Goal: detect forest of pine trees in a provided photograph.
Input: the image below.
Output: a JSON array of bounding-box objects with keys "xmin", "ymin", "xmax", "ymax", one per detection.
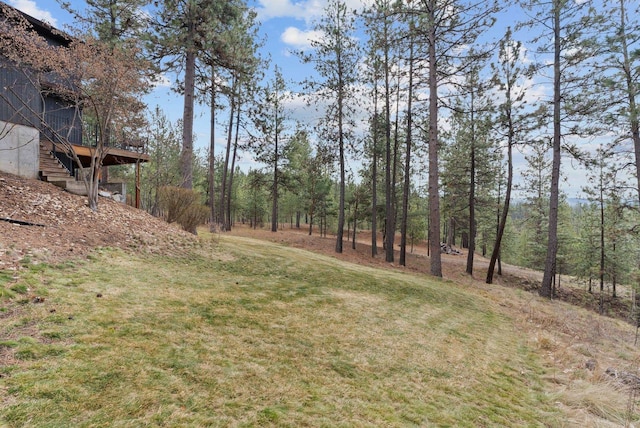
[{"xmin": 7, "ymin": 0, "xmax": 638, "ymax": 300}]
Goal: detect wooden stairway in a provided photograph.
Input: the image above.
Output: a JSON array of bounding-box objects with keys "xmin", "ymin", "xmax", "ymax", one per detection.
[
  {"xmin": 39, "ymin": 143, "xmax": 87, "ymax": 196},
  {"xmin": 39, "ymin": 143, "xmax": 72, "ymax": 181}
]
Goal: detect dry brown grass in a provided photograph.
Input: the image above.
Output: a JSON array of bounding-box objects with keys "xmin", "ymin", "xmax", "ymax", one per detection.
[
  {"xmin": 1, "ymin": 230, "xmax": 639, "ymax": 426},
  {"xmin": 230, "ymin": 226, "xmax": 640, "ymax": 427}
]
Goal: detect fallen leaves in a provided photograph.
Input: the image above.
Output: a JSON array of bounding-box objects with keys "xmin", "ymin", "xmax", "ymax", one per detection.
[{"xmin": 0, "ymin": 171, "xmax": 197, "ymax": 269}]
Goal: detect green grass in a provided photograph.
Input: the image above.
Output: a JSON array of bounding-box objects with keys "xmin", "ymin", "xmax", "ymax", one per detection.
[
  {"xmin": 0, "ymin": 271, "xmax": 17, "ymax": 300},
  {"xmin": 0, "ymin": 235, "xmax": 561, "ymax": 427}
]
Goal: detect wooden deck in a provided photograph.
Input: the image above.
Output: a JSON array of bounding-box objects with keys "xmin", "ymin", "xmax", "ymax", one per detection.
[{"xmin": 43, "ymin": 140, "xmax": 150, "ymax": 167}]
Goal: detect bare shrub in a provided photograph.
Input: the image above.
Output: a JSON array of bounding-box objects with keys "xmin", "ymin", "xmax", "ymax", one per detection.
[
  {"xmin": 178, "ymin": 203, "xmax": 208, "ymax": 235},
  {"xmin": 158, "ymin": 186, "xmax": 206, "ymax": 234}
]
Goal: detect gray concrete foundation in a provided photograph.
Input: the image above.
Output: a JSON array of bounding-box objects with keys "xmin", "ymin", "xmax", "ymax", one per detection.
[{"xmin": 0, "ymin": 121, "xmax": 39, "ymax": 179}]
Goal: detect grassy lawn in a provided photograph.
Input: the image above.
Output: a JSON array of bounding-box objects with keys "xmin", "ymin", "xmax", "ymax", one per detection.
[{"xmin": 0, "ymin": 235, "xmax": 561, "ymax": 426}]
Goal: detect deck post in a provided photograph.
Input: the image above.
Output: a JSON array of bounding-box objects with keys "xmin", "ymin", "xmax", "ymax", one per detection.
[{"xmin": 135, "ymin": 160, "xmax": 141, "ymax": 209}]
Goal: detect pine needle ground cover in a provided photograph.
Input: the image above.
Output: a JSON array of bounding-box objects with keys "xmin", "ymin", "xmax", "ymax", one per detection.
[{"xmin": 1, "ymin": 235, "xmax": 562, "ymax": 426}]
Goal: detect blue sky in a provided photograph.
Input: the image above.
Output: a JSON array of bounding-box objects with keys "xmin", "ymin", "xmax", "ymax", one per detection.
[{"xmin": 8, "ymin": 0, "xmax": 620, "ymax": 200}]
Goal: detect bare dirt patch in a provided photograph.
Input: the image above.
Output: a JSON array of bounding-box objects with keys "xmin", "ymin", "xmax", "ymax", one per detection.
[{"xmin": 0, "ymin": 171, "xmax": 196, "ymax": 270}]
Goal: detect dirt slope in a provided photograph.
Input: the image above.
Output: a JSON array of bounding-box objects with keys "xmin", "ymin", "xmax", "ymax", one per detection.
[{"xmin": 0, "ymin": 171, "xmax": 196, "ymax": 270}]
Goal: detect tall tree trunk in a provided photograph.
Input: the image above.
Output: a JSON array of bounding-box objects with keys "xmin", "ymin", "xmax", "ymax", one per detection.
[
  {"xmin": 487, "ymin": 142, "xmax": 513, "ymax": 284},
  {"xmin": 335, "ymin": 30, "xmax": 346, "ymax": 253},
  {"xmin": 372, "ymin": 131, "xmax": 378, "ymax": 257},
  {"xmin": 617, "ymin": 0, "xmax": 640, "ymax": 208},
  {"xmin": 541, "ymin": 1, "xmax": 561, "ymax": 298},
  {"xmin": 447, "ymin": 217, "xmax": 454, "ymax": 247},
  {"xmin": 599, "ymin": 168, "xmax": 605, "ymax": 293},
  {"xmin": 208, "ymin": 66, "xmax": 217, "ymax": 231},
  {"xmin": 371, "ymin": 83, "xmax": 379, "ymax": 257},
  {"xmin": 352, "ymin": 198, "xmax": 358, "ymax": 250},
  {"xmin": 384, "ymin": 18, "xmax": 394, "ymax": 262},
  {"xmin": 181, "ymin": 46, "xmax": 195, "ymax": 189},
  {"xmin": 219, "ymin": 76, "xmax": 237, "ymax": 231},
  {"xmin": 400, "ymin": 29, "xmax": 414, "ymax": 267},
  {"xmin": 227, "ymin": 101, "xmax": 241, "ymax": 231},
  {"xmin": 427, "ymin": 4, "xmax": 442, "ymax": 277},
  {"xmin": 617, "ymin": 0, "xmax": 640, "ymax": 313},
  {"xmin": 612, "ymin": 242, "xmax": 617, "ymax": 298},
  {"xmin": 336, "ymin": 115, "xmax": 346, "ymax": 253},
  {"xmin": 466, "ymin": 143, "xmax": 476, "ymax": 275},
  {"xmin": 272, "ymin": 109, "xmax": 279, "ymax": 232},
  {"xmin": 466, "ymin": 91, "xmax": 476, "ymax": 275},
  {"xmin": 389, "ymin": 71, "xmax": 401, "ymax": 262}
]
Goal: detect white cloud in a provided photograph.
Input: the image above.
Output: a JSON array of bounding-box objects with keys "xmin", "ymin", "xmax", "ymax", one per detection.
[
  {"xmin": 152, "ymin": 73, "xmax": 172, "ymax": 89},
  {"xmin": 9, "ymin": 0, "xmax": 57, "ymax": 26},
  {"xmin": 255, "ymin": 0, "xmax": 324, "ymax": 24},
  {"xmin": 281, "ymin": 26, "xmax": 323, "ymax": 50},
  {"xmin": 255, "ymin": 0, "xmax": 371, "ymax": 23}
]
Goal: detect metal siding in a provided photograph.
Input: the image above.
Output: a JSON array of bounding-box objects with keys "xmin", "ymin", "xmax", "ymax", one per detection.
[
  {"xmin": 43, "ymin": 96, "xmax": 82, "ymax": 146},
  {"xmin": 0, "ymin": 62, "xmax": 40, "ymax": 127}
]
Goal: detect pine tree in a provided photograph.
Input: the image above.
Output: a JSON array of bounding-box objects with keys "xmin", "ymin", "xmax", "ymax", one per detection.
[
  {"xmin": 521, "ymin": 0, "xmax": 600, "ymax": 297},
  {"xmin": 406, "ymin": 0, "xmax": 498, "ymax": 277},
  {"xmin": 149, "ymin": 0, "xmax": 245, "ymax": 189},
  {"xmin": 61, "ymin": 0, "xmax": 149, "ymax": 43},
  {"xmin": 520, "ymin": 141, "xmax": 552, "ymax": 269},
  {"xmin": 297, "ymin": 0, "xmax": 361, "ymax": 253},
  {"xmin": 248, "ymin": 66, "xmax": 290, "ymax": 232},
  {"xmin": 399, "ymin": 20, "xmax": 417, "ymax": 267},
  {"xmin": 362, "ymin": 0, "xmax": 404, "ymax": 263},
  {"xmin": 140, "ymin": 107, "xmax": 182, "ymax": 215},
  {"xmin": 597, "ymin": 0, "xmax": 640, "ymax": 208},
  {"xmin": 204, "ymin": 8, "xmax": 261, "ymax": 231},
  {"xmin": 486, "ymin": 28, "xmax": 535, "ymax": 284}
]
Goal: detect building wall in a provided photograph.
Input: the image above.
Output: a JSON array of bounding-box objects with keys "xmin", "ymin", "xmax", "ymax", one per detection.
[
  {"xmin": 0, "ymin": 59, "xmax": 41, "ymax": 127},
  {"xmin": 0, "ymin": 120, "xmax": 40, "ymax": 179},
  {"xmin": 43, "ymin": 96, "xmax": 83, "ymax": 146}
]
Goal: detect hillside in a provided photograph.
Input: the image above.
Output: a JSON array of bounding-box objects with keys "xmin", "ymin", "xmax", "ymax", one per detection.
[
  {"xmin": 0, "ymin": 171, "xmax": 197, "ymax": 270},
  {"xmin": 1, "ymin": 172, "xmax": 640, "ymax": 426},
  {"xmin": 228, "ymin": 220, "xmax": 635, "ymax": 323},
  {"xmin": 0, "ymin": 170, "xmax": 631, "ymax": 321}
]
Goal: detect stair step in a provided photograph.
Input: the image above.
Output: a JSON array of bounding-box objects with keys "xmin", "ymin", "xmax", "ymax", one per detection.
[
  {"xmin": 40, "ymin": 161, "xmax": 65, "ymax": 169},
  {"xmin": 40, "ymin": 164, "xmax": 67, "ymax": 171},
  {"xmin": 39, "ymin": 145, "xmax": 72, "ymax": 181},
  {"xmin": 40, "ymin": 165, "xmax": 70, "ymax": 173},
  {"xmin": 42, "ymin": 173, "xmax": 72, "ymax": 180},
  {"xmin": 49, "ymin": 180, "xmax": 87, "ymax": 196}
]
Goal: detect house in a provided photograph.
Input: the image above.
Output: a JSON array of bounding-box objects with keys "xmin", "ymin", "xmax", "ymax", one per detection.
[{"xmin": 0, "ymin": 2, "xmax": 149, "ymax": 206}]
